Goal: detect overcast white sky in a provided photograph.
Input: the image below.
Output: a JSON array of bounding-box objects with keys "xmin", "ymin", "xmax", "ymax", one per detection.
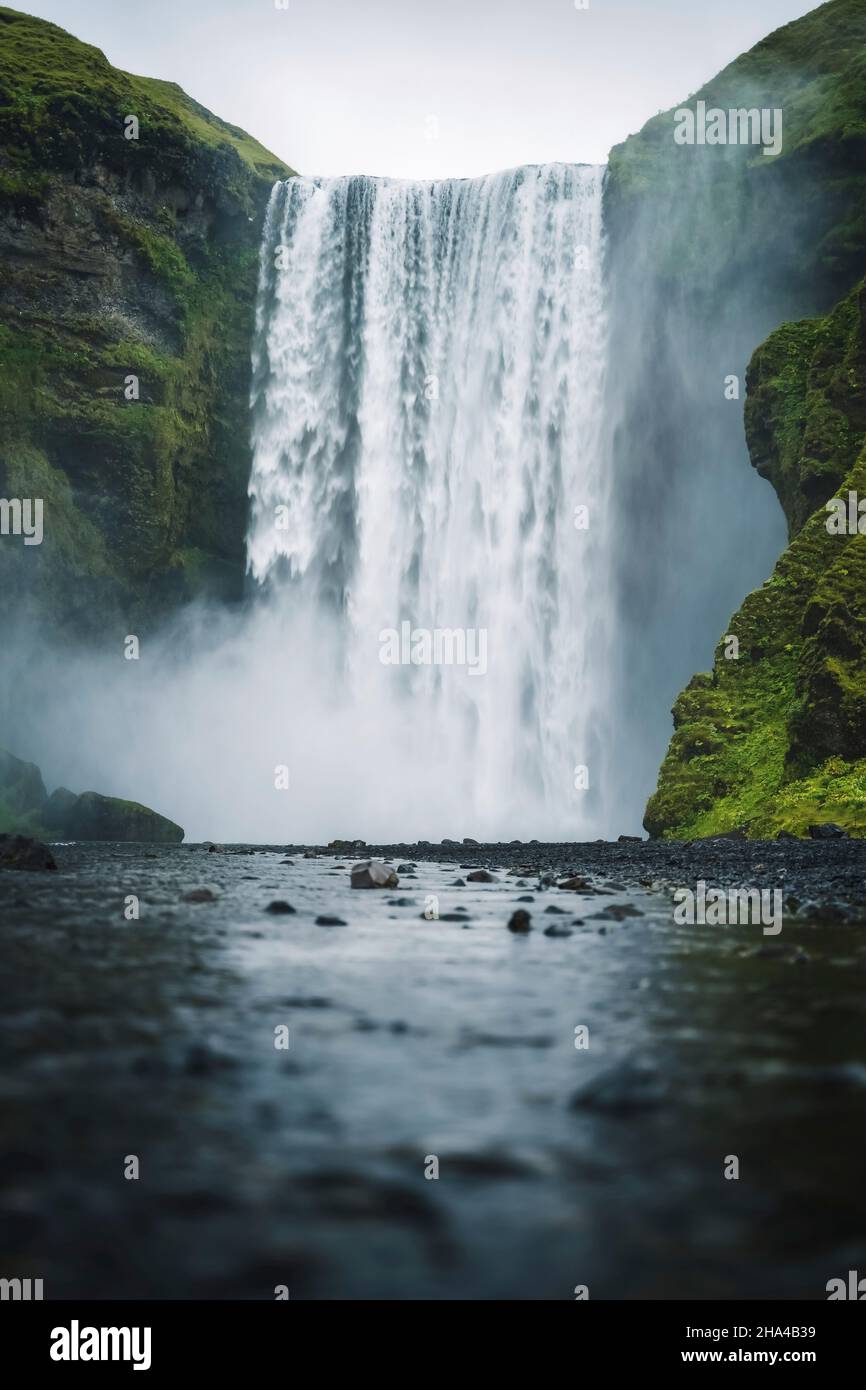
[{"xmin": 19, "ymin": 0, "xmax": 821, "ymax": 177}]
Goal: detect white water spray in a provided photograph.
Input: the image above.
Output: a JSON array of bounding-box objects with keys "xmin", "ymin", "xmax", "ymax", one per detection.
[{"xmin": 247, "ymin": 164, "xmax": 612, "ymax": 840}]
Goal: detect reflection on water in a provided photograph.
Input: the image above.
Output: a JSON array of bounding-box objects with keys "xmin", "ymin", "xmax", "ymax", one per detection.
[{"xmin": 1, "ymin": 845, "xmax": 865, "ymax": 1299}]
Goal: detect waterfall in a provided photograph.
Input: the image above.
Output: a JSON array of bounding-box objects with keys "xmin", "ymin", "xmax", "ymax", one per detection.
[{"xmin": 247, "ymin": 164, "xmax": 612, "ymax": 841}]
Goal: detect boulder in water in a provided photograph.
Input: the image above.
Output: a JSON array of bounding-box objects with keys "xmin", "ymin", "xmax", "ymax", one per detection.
[
  {"xmin": 0, "ymin": 833, "xmax": 57, "ymax": 870},
  {"xmin": 351, "ymin": 860, "xmax": 398, "ymax": 889},
  {"xmin": 183, "ymin": 887, "xmax": 218, "ymax": 903},
  {"xmin": 507, "ymin": 909, "xmax": 532, "ymax": 933},
  {"xmin": 571, "ymin": 1061, "xmax": 666, "ymax": 1115}
]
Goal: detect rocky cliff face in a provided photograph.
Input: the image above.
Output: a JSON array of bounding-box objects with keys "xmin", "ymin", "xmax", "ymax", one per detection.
[
  {"xmin": 645, "ymin": 278, "xmax": 866, "ymax": 837},
  {"xmin": 0, "ymin": 6, "xmax": 293, "ymax": 632},
  {"xmin": 602, "ymin": 0, "xmax": 866, "ymax": 837}
]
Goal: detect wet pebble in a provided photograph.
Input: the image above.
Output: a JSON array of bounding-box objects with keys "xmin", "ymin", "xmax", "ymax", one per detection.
[{"xmin": 182, "ymin": 888, "xmax": 219, "ymax": 903}]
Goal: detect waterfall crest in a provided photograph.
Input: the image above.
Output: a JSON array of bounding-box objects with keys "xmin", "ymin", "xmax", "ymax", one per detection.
[{"xmin": 248, "ymin": 165, "xmax": 612, "ymax": 840}]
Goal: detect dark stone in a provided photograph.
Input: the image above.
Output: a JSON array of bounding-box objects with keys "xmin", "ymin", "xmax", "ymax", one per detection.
[
  {"xmin": 543, "ymin": 924, "xmax": 573, "ymax": 938},
  {"xmin": 544, "ymin": 904, "xmax": 569, "ymax": 914},
  {"xmin": 570, "ymin": 1062, "xmax": 666, "ymax": 1115},
  {"xmin": 437, "ymin": 1151, "xmax": 534, "ymax": 1180},
  {"xmin": 266, "ymin": 900, "xmax": 296, "ymax": 914},
  {"xmin": 185, "ymin": 1044, "xmax": 237, "ymax": 1076},
  {"xmin": 0, "ymin": 833, "xmax": 57, "ymax": 871},
  {"xmin": 183, "ymin": 887, "xmax": 218, "ymax": 903},
  {"xmin": 351, "ymin": 860, "xmax": 398, "ymax": 889},
  {"xmin": 467, "ymin": 869, "xmax": 496, "ymax": 883},
  {"xmin": 591, "ymin": 903, "xmax": 644, "ymax": 921},
  {"xmin": 463, "ymin": 837, "xmax": 479, "ymax": 845},
  {"xmin": 618, "ymin": 834, "xmax": 643, "ymax": 843},
  {"xmin": 507, "ymin": 909, "xmax": 532, "ymax": 933},
  {"xmin": 316, "ymin": 914, "xmax": 347, "ymax": 927},
  {"xmin": 808, "ymin": 823, "xmax": 848, "ymax": 840}
]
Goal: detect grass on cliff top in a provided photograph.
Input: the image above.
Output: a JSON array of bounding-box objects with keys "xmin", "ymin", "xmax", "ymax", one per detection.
[
  {"xmin": 608, "ymin": 0, "xmax": 866, "ymax": 195},
  {"xmin": 0, "ymin": 5, "xmax": 294, "ymax": 183}
]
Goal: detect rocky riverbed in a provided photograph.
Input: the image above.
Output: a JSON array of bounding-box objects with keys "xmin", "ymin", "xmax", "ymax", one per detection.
[{"xmin": 2, "ymin": 839, "xmax": 866, "ymax": 1299}]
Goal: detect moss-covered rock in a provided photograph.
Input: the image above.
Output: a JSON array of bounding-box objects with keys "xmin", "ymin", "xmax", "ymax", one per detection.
[
  {"xmin": 0, "ymin": 6, "xmax": 294, "ymax": 631},
  {"xmin": 646, "ymin": 278, "xmax": 866, "ymax": 839},
  {"xmin": 59, "ymin": 790, "xmax": 184, "ymax": 843},
  {"xmin": 0, "ymin": 745, "xmax": 184, "ymax": 841}
]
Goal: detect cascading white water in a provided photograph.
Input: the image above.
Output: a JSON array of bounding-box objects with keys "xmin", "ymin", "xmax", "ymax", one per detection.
[{"xmin": 247, "ymin": 164, "xmax": 613, "ymax": 841}]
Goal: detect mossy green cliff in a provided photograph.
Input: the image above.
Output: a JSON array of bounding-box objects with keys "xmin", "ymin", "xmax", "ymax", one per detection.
[
  {"xmin": 631, "ymin": 0, "xmax": 866, "ymax": 838},
  {"xmin": 646, "ymin": 279, "xmax": 866, "ymax": 837},
  {"xmin": 0, "ymin": 6, "xmax": 293, "ymax": 629},
  {"xmin": 0, "ymin": 746, "xmax": 183, "ymax": 841},
  {"xmin": 606, "ymin": 0, "xmax": 866, "ymax": 306}
]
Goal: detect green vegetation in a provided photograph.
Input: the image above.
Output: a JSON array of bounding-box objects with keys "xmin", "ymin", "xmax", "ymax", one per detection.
[
  {"xmin": 646, "ymin": 279, "xmax": 866, "ymax": 838},
  {"xmin": 0, "ymin": 745, "xmax": 184, "ymax": 841},
  {"xmin": 606, "ymin": 0, "xmax": 866, "ymax": 838},
  {"xmin": 606, "ymin": 0, "xmax": 866, "ymax": 301},
  {"xmin": 0, "ymin": 6, "xmax": 288, "ymax": 189},
  {"xmin": 0, "ymin": 5, "xmax": 294, "ymax": 627}
]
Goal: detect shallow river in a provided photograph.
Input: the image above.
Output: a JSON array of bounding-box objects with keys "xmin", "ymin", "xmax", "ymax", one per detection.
[{"xmin": 1, "ymin": 844, "xmax": 865, "ymax": 1299}]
